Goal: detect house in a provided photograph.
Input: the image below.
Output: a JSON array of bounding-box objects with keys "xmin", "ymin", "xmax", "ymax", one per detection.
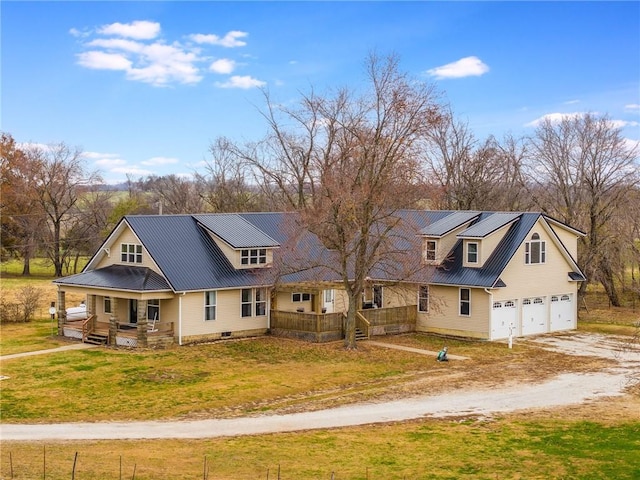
[{"xmin": 53, "ymin": 210, "xmax": 586, "ymax": 347}]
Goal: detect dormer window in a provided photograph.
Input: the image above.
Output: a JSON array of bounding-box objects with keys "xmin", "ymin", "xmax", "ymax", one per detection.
[
  {"xmin": 466, "ymin": 242, "xmax": 478, "ymax": 264},
  {"xmin": 241, "ymin": 249, "xmax": 267, "ymax": 266},
  {"xmin": 525, "ymin": 233, "xmax": 546, "ymax": 264},
  {"xmin": 121, "ymin": 243, "xmax": 142, "ymax": 264},
  {"xmin": 424, "ymin": 240, "xmax": 437, "ymax": 262}
]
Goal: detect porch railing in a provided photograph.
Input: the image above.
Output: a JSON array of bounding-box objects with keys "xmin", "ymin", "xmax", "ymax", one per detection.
[
  {"xmin": 356, "ymin": 311, "xmax": 371, "ymax": 339},
  {"xmin": 81, "ymin": 315, "xmax": 96, "ymax": 343}
]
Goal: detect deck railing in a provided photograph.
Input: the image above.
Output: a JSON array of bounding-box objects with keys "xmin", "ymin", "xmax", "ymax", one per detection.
[{"xmin": 81, "ymin": 315, "xmax": 96, "ymax": 342}]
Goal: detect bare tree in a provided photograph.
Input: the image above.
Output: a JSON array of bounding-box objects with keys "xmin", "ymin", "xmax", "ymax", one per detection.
[
  {"xmin": 26, "ymin": 142, "xmax": 101, "ymax": 277},
  {"xmin": 145, "ymin": 174, "xmax": 205, "ymax": 214},
  {"xmin": 525, "ymin": 113, "xmax": 639, "ymax": 305},
  {"xmin": 216, "ymin": 53, "xmax": 442, "ymax": 348},
  {"xmin": 199, "ymin": 137, "xmax": 267, "ymax": 212},
  {"xmin": 424, "ymin": 110, "xmax": 528, "ymax": 211},
  {"xmin": 1, "ymin": 133, "xmax": 46, "ymax": 274}
]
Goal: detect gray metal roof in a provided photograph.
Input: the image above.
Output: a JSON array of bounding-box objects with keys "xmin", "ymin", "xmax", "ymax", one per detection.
[
  {"xmin": 193, "ymin": 214, "xmax": 280, "ymax": 248},
  {"xmin": 419, "ymin": 211, "xmax": 481, "ymax": 237},
  {"xmin": 54, "ymin": 264, "xmax": 171, "ymax": 291},
  {"xmin": 457, "ymin": 212, "xmax": 521, "ymax": 238},
  {"xmin": 431, "ymin": 213, "xmax": 540, "ymax": 287},
  {"xmin": 125, "ymin": 215, "xmax": 265, "ymax": 291},
  {"xmin": 65, "ymin": 210, "xmax": 584, "ymax": 293}
]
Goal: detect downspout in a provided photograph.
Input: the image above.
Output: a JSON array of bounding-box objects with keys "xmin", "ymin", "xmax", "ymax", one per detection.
[
  {"xmin": 484, "ymin": 288, "xmax": 494, "ymax": 341},
  {"xmin": 178, "ymin": 292, "xmax": 186, "ymax": 346}
]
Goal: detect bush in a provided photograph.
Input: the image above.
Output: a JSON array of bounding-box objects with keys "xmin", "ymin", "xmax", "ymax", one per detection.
[{"xmin": 0, "ymin": 286, "xmax": 44, "ymax": 323}]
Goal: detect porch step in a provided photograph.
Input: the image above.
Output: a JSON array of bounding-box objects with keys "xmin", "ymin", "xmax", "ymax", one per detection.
[
  {"xmin": 84, "ymin": 333, "xmax": 108, "ymax": 345},
  {"xmin": 355, "ymin": 328, "xmax": 368, "ymax": 341}
]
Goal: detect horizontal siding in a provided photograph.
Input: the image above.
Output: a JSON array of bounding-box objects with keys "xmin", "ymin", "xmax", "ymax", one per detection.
[
  {"xmin": 180, "ymin": 289, "xmax": 269, "ymax": 337},
  {"xmin": 417, "ymin": 285, "xmax": 490, "ymax": 338}
]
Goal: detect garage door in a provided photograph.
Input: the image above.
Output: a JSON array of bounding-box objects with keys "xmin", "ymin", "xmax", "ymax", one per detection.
[
  {"xmin": 491, "ymin": 300, "xmax": 517, "ymax": 340},
  {"xmin": 521, "ymin": 297, "xmax": 547, "ymax": 336},
  {"xmin": 550, "ymin": 294, "xmax": 574, "ymax": 331}
]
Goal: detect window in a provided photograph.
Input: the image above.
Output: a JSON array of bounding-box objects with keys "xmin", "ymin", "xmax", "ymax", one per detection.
[
  {"xmin": 418, "ymin": 285, "xmax": 429, "ymax": 313},
  {"xmin": 147, "ymin": 299, "xmax": 160, "ymax": 322},
  {"xmin": 459, "ymin": 288, "xmax": 470, "ymax": 316},
  {"xmin": 240, "ymin": 288, "xmax": 267, "ymax": 317},
  {"xmin": 121, "ymin": 243, "xmax": 142, "ymax": 264},
  {"xmin": 467, "ymin": 242, "xmax": 478, "ymax": 264},
  {"xmin": 292, "ymin": 292, "xmax": 311, "ymax": 302},
  {"xmin": 255, "ymin": 288, "xmax": 267, "ymax": 316},
  {"xmin": 204, "ymin": 291, "xmax": 216, "ymax": 321},
  {"xmin": 525, "ymin": 233, "xmax": 546, "ymax": 264},
  {"xmin": 241, "ymin": 289, "xmax": 252, "ymax": 317},
  {"xmin": 241, "ymin": 249, "xmax": 267, "ymax": 266},
  {"xmin": 425, "ymin": 240, "xmax": 437, "ymax": 261},
  {"xmin": 104, "ymin": 297, "xmax": 112, "ymax": 314}
]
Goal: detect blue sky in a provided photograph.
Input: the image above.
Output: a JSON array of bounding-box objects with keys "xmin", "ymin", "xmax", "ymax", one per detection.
[{"xmin": 3, "ymin": 1, "xmax": 639, "ymax": 184}]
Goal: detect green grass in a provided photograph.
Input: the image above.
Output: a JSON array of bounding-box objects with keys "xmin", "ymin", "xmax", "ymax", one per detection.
[
  {"xmin": 0, "ymin": 256, "xmax": 88, "ymax": 277},
  {"xmin": 2, "ymin": 419, "xmax": 639, "ymax": 479}
]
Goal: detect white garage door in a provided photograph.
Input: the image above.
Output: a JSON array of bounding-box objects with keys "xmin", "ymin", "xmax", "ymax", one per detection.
[
  {"xmin": 550, "ymin": 294, "xmax": 574, "ymax": 331},
  {"xmin": 491, "ymin": 300, "xmax": 517, "ymax": 340},
  {"xmin": 521, "ymin": 297, "xmax": 547, "ymax": 336}
]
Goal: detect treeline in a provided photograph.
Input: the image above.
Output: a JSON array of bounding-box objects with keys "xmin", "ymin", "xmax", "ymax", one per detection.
[{"xmin": 1, "ymin": 57, "xmax": 638, "ymax": 308}]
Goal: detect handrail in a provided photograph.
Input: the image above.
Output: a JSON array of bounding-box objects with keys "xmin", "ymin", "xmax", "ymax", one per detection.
[
  {"xmin": 356, "ymin": 311, "xmax": 371, "ymax": 339},
  {"xmin": 81, "ymin": 315, "xmax": 96, "ymax": 343}
]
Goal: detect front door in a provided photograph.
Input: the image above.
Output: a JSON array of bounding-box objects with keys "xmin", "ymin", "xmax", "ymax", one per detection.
[
  {"xmin": 129, "ymin": 299, "xmax": 138, "ymax": 324},
  {"xmin": 323, "ymin": 289, "xmax": 334, "ymax": 313},
  {"xmin": 373, "ymin": 285, "xmax": 383, "ymax": 308}
]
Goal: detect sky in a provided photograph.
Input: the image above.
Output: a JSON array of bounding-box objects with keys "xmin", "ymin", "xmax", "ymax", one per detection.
[{"xmin": 3, "ymin": 1, "xmax": 639, "ymax": 185}]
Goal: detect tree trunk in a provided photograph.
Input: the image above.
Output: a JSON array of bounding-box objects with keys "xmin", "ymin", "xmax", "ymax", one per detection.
[
  {"xmin": 599, "ymin": 258, "xmax": 621, "ymax": 307},
  {"xmin": 344, "ymin": 292, "xmax": 358, "ymax": 349}
]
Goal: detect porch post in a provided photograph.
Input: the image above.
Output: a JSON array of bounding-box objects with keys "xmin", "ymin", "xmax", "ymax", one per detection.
[
  {"xmin": 137, "ymin": 299, "xmax": 148, "ymax": 348},
  {"xmin": 56, "ymin": 289, "xmax": 66, "ymax": 335},
  {"xmin": 109, "ymin": 298, "xmax": 119, "ymax": 346},
  {"xmin": 87, "ymin": 294, "xmax": 96, "ymax": 317}
]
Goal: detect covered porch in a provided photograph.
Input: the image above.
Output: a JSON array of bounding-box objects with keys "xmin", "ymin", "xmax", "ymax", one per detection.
[
  {"xmin": 54, "ymin": 265, "xmax": 176, "ymax": 348},
  {"xmin": 269, "ymin": 282, "xmax": 417, "ymax": 342}
]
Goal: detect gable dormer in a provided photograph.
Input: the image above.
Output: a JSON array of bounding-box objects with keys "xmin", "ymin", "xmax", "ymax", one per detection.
[
  {"xmin": 194, "ymin": 214, "xmax": 280, "ymax": 270},
  {"xmin": 420, "ymin": 211, "xmax": 480, "ymax": 264},
  {"xmin": 457, "ymin": 212, "xmax": 521, "ymax": 268}
]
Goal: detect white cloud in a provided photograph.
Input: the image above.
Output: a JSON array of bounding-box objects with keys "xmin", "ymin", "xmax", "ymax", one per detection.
[
  {"xmin": 215, "ymin": 75, "xmax": 265, "ymax": 89},
  {"xmin": 189, "ymin": 31, "xmax": 248, "ymax": 47},
  {"xmin": 209, "ymin": 58, "xmax": 236, "ymax": 74},
  {"xmin": 625, "ymin": 104, "xmax": 640, "ymax": 111},
  {"xmin": 94, "ymin": 158, "xmax": 127, "ymax": 167},
  {"xmin": 609, "ymin": 120, "xmax": 640, "ymax": 129},
  {"xmin": 624, "ymin": 138, "xmax": 640, "ymax": 152},
  {"xmin": 426, "ymin": 56, "xmax": 489, "ymax": 79},
  {"xmin": 87, "ymin": 38, "xmax": 145, "ymax": 53},
  {"xmin": 141, "ymin": 156, "xmax": 180, "ymax": 166},
  {"xmin": 525, "ymin": 112, "xmax": 585, "ymax": 127},
  {"xmin": 564, "ymin": 99, "xmax": 580, "ymax": 105},
  {"xmin": 525, "ymin": 112, "xmax": 639, "ymax": 130},
  {"xmin": 98, "ymin": 21, "xmax": 160, "ymax": 40},
  {"xmin": 73, "ymin": 21, "xmax": 256, "ymax": 87},
  {"xmin": 77, "ymin": 51, "xmax": 132, "ymax": 71}
]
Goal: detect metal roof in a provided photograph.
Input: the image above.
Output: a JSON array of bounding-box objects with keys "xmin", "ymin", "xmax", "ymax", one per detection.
[
  {"xmin": 419, "ymin": 211, "xmax": 481, "ymax": 237},
  {"xmin": 193, "ymin": 214, "xmax": 279, "ymax": 248},
  {"xmin": 431, "ymin": 213, "xmax": 540, "ymax": 287},
  {"xmin": 125, "ymin": 215, "xmax": 264, "ymax": 291},
  {"xmin": 457, "ymin": 212, "xmax": 521, "ymax": 238},
  {"xmin": 54, "ymin": 264, "xmax": 171, "ymax": 291},
  {"xmin": 61, "ymin": 210, "xmax": 584, "ymax": 293}
]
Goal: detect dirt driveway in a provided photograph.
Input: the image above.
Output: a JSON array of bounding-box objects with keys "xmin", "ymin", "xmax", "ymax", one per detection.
[{"xmin": 1, "ymin": 332, "xmax": 638, "ymax": 441}]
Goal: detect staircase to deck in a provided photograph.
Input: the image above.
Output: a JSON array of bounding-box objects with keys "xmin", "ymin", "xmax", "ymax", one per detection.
[
  {"xmin": 355, "ymin": 327, "xmax": 368, "ymax": 341},
  {"xmin": 84, "ymin": 332, "xmax": 108, "ymax": 345}
]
